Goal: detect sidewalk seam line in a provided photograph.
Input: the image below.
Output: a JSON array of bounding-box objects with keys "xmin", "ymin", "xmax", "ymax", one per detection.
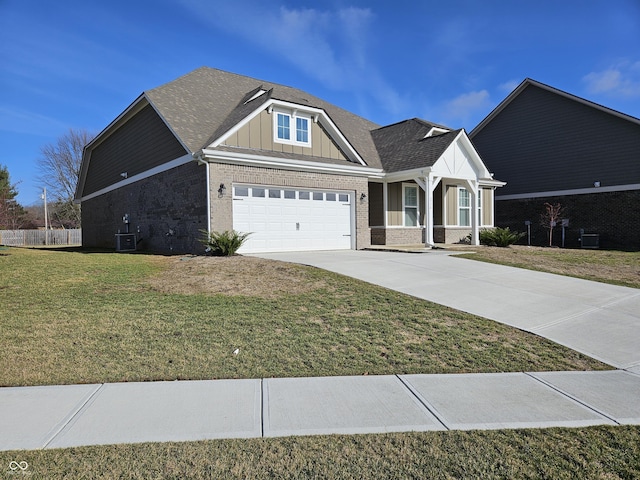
[
  {"xmin": 525, "ymin": 372, "xmax": 620, "ymax": 426},
  {"xmin": 260, "ymin": 378, "xmax": 265, "ymax": 438},
  {"xmin": 395, "ymin": 375, "xmax": 450, "ymax": 431},
  {"xmin": 42, "ymin": 383, "xmax": 106, "ymax": 449}
]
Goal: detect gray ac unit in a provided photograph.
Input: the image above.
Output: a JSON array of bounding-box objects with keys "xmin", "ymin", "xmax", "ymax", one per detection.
[
  {"xmin": 115, "ymin": 233, "xmax": 136, "ymax": 252},
  {"xmin": 580, "ymin": 233, "xmax": 599, "ymax": 249}
]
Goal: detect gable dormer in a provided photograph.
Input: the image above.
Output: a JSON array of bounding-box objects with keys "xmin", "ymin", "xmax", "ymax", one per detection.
[{"xmin": 212, "ymin": 98, "xmax": 366, "ymax": 165}]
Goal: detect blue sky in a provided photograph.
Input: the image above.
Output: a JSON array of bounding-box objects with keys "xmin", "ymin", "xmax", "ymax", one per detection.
[{"xmin": 2, "ymin": 0, "xmax": 640, "ymax": 206}]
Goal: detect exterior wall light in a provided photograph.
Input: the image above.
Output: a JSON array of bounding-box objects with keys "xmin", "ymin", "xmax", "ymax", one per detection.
[
  {"xmin": 594, "ymin": 181, "xmax": 600, "ymax": 187},
  {"xmin": 360, "ymin": 192, "xmax": 367, "ymax": 201},
  {"xmin": 218, "ymin": 183, "xmax": 226, "ymax": 197}
]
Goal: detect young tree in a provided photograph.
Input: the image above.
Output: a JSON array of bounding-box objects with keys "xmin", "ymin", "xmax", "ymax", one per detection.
[
  {"xmin": 37, "ymin": 128, "xmax": 94, "ymax": 228},
  {"xmin": 540, "ymin": 202, "xmax": 564, "ymax": 247},
  {"xmin": 0, "ymin": 165, "xmax": 25, "ymax": 229}
]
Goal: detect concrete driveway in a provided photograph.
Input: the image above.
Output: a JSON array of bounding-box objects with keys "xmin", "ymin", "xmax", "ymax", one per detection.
[{"xmin": 253, "ymin": 250, "xmax": 640, "ymax": 373}]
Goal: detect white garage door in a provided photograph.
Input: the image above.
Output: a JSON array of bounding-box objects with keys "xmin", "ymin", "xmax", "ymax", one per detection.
[{"xmin": 232, "ymin": 184, "xmax": 354, "ymax": 253}]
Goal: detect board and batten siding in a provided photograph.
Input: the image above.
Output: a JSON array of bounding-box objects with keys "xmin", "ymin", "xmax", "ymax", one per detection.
[
  {"xmin": 471, "ymin": 85, "xmax": 640, "ymax": 197},
  {"xmin": 482, "ymin": 188, "xmax": 493, "ymax": 226},
  {"xmin": 83, "ymin": 104, "xmax": 188, "ymax": 196},
  {"xmin": 223, "ymin": 109, "xmax": 347, "ymax": 160}
]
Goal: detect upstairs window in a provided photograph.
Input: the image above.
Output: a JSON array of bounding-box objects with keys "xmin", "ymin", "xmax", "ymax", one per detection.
[
  {"xmin": 277, "ymin": 113, "xmax": 290, "ymax": 141},
  {"xmin": 274, "ymin": 110, "xmax": 311, "ymax": 147}
]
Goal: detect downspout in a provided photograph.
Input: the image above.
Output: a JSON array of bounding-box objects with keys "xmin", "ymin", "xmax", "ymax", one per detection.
[{"xmin": 195, "ymin": 152, "xmax": 211, "ymax": 234}]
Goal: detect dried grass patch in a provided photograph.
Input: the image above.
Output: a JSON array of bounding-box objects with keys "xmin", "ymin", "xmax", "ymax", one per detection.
[{"xmin": 146, "ymin": 255, "xmax": 327, "ymax": 298}]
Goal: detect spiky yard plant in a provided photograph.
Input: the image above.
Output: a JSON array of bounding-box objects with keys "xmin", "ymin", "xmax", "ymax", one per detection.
[{"xmin": 200, "ymin": 230, "xmax": 251, "ymax": 256}]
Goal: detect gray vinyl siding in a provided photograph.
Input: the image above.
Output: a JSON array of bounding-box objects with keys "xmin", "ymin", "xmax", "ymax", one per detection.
[
  {"xmin": 433, "ymin": 183, "xmax": 443, "ymax": 225},
  {"xmin": 368, "ymin": 183, "xmax": 384, "ymax": 226},
  {"xmin": 471, "ymin": 85, "xmax": 640, "ymax": 197},
  {"xmin": 83, "ymin": 104, "xmax": 188, "ymax": 196}
]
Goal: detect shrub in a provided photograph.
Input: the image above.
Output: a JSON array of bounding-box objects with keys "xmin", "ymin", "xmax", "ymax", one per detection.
[
  {"xmin": 200, "ymin": 230, "xmax": 251, "ymax": 256},
  {"xmin": 478, "ymin": 227, "xmax": 525, "ymax": 247}
]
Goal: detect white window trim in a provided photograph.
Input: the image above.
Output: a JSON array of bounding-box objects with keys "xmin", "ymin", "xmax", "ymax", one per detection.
[
  {"xmin": 402, "ymin": 183, "xmax": 420, "ymax": 227},
  {"xmin": 458, "ymin": 186, "xmax": 471, "ymax": 227},
  {"xmin": 477, "ymin": 188, "xmax": 483, "ymax": 227},
  {"xmin": 273, "ymin": 108, "xmax": 312, "ymax": 147}
]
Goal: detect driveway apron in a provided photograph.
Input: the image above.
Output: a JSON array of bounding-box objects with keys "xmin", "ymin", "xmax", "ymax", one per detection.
[{"xmin": 252, "ymin": 250, "xmax": 640, "ymax": 372}]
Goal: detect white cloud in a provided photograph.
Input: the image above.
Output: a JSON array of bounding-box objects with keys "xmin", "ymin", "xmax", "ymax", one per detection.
[
  {"xmin": 178, "ymin": 1, "xmax": 406, "ymax": 117},
  {"xmin": 438, "ymin": 90, "xmax": 491, "ymax": 127},
  {"xmin": 583, "ymin": 61, "xmax": 640, "ymax": 98},
  {"xmin": 498, "ymin": 79, "xmax": 521, "ymax": 93}
]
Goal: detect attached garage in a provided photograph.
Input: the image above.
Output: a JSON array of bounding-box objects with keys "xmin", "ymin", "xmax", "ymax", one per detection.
[{"xmin": 232, "ymin": 184, "xmax": 354, "ymax": 253}]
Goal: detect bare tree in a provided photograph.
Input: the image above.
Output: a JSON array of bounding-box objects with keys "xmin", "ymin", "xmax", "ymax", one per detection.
[
  {"xmin": 540, "ymin": 202, "xmax": 564, "ymax": 247},
  {"xmin": 37, "ymin": 128, "xmax": 94, "ymax": 227}
]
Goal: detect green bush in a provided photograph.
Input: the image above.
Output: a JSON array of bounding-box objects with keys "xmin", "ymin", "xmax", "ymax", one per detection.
[
  {"xmin": 200, "ymin": 230, "xmax": 251, "ymax": 256},
  {"xmin": 478, "ymin": 227, "xmax": 525, "ymax": 247}
]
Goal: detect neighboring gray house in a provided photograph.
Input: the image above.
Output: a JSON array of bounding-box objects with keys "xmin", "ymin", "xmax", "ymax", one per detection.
[
  {"xmin": 75, "ymin": 67, "xmax": 503, "ymax": 254},
  {"xmin": 470, "ymin": 78, "xmax": 640, "ymax": 250}
]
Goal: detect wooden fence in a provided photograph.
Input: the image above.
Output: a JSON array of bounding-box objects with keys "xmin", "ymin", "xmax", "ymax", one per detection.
[{"xmin": 0, "ymin": 229, "xmax": 82, "ymax": 246}]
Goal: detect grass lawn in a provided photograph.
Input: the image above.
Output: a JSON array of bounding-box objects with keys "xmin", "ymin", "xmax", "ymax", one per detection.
[
  {"xmin": 1, "ymin": 246, "xmax": 637, "ymax": 478},
  {"xmin": 1, "ymin": 427, "xmax": 638, "ymax": 479},
  {"xmin": 454, "ymin": 245, "xmax": 640, "ymax": 289},
  {"xmin": 0, "ymin": 247, "xmax": 607, "ymax": 387}
]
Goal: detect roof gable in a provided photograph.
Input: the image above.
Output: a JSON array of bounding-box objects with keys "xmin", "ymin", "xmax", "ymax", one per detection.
[
  {"xmin": 470, "ymin": 78, "xmax": 640, "ymax": 137},
  {"xmin": 144, "ymin": 67, "xmax": 383, "ymax": 168},
  {"xmin": 371, "ymin": 118, "xmax": 461, "ymax": 173}
]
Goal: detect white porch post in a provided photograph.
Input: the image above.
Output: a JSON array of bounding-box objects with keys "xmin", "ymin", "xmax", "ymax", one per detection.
[
  {"xmin": 424, "ymin": 176, "xmax": 434, "ymax": 247},
  {"xmin": 382, "ymin": 182, "xmax": 388, "ymax": 227}
]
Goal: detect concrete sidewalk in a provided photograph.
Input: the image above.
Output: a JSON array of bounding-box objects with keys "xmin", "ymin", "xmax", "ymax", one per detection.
[
  {"xmin": 2, "ymin": 370, "xmax": 640, "ymax": 451},
  {"xmin": 254, "ymin": 250, "xmax": 640, "ymax": 373}
]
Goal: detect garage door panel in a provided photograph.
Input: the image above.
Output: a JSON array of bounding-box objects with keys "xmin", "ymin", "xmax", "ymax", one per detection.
[{"xmin": 233, "ymin": 185, "xmax": 352, "ymax": 253}]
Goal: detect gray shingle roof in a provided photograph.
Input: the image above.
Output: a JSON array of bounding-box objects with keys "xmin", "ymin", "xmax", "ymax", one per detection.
[
  {"xmin": 144, "ymin": 67, "xmax": 465, "ymax": 175},
  {"xmin": 145, "ymin": 67, "xmax": 383, "ymax": 168},
  {"xmin": 371, "ymin": 119, "xmax": 461, "ymax": 173}
]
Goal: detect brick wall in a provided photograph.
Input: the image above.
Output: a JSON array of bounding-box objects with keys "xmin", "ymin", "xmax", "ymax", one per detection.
[
  {"xmin": 495, "ymin": 190, "xmax": 640, "ymax": 250},
  {"xmin": 81, "ymin": 162, "xmax": 208, "ymax": 254},
  {"xmin": 208, "ymin": 163, "xmax": 372, "ymax": 249}
]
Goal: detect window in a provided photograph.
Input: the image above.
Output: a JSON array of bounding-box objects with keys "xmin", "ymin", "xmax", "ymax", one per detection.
[
  {"xmin": 274, "ymin": 110, "xmax": 311, "ymax": 146},
  {"xmin": 326, "ymin": 193, "xmax": 336, "ymax": 201},
  {"xmin": 403, "ymin": 184, "xmax": 419, "ymax": 227},
  {"xmin": 296, "ymin": 117, "xmax": 309, "ymax": 143},
  {"xmin": 299, "ymin": 191, "xmax": 310, "ymax": 200},
  {"xmin": 276, "ymin": 113, "xmax": 290, "ymax": 141},
  {"xmin": 313, "ymin": 192, "xmax": 323, "ymax": 201},
  {"xmin": 269, "ymin": 189, "xmax": 281, "ymax": 198},
  {"xmin": 235, "ymin": 186, "xmax": 249, "ymax": 197},
  {"xmin": 252, "ymin": 188, "xmax": 265, "ymax": 198},
  {"xmin": 284, "ymin": 190, "xmax": 296, "ymax": 199},
  {"xmin": 459, "ymin": 188, "xmax": 470, "ymax": 226}
]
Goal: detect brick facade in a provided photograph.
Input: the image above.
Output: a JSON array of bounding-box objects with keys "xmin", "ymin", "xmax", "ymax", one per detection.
[
  {"xmin": 495, "ymin": 190, "xmax": 640, "ymax": 250},
  {"xmin": 82, "ymin": 162, "xmax": 208, "ymax": 254},
  {"xmin": 207, "ymin": 163, "xmax": 371, "ymax": 250}
]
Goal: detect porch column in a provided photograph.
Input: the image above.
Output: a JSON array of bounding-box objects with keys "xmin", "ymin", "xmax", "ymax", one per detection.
[
  {"xmin": 382, "ymin": 182, "xmax": 388, "ymax": 227},
  {"xmin": 424, "ymin": 176, "xmax": 434, "ymax": 247}
]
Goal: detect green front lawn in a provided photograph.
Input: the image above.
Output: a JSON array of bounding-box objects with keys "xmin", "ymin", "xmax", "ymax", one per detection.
[{"xmin": 0, "ymin": 247, "xmax": 606, "ymax": 387}]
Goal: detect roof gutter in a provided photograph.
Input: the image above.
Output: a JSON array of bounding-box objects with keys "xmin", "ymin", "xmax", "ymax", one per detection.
[{"xmin": 197, "ymin": 149, "xmax": 384, "ymax": 178}]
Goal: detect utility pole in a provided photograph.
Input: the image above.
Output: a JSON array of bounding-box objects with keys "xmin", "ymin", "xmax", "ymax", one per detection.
[{"xmin": 42, "ymin": 188, "xmax": 48, "ymax": 245}]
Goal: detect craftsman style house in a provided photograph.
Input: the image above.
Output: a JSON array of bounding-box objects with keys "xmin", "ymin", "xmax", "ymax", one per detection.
[
  {"xmin": 76, "ymin": 67, "xmax": 503, "ymax": 254},
  {"xmin": 470, "ymin": 79, "xmax": 640, "ymax": 250}
]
